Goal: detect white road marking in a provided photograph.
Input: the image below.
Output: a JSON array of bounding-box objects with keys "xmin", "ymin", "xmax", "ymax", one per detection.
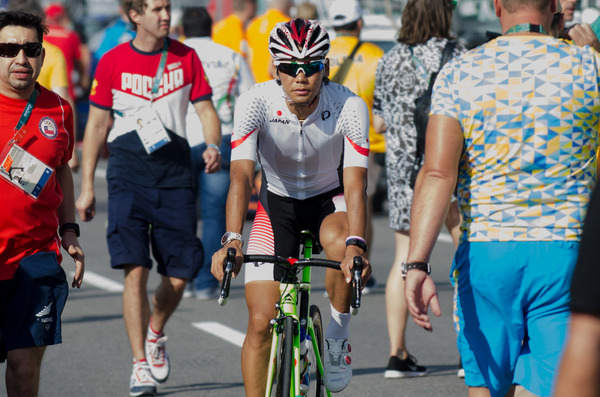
[
  {"xmin": 192, "ymin": 321, "xmax": 245, "ymax": 348},
  {"xmin": 70, "ymin": 271, "xmax": 124, "ymax": 292}
]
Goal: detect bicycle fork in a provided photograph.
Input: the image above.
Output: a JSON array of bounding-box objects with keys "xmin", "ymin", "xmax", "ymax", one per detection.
[{"xmin": 265, "ymin": 282, "xmax": 302, "ymax": 397}]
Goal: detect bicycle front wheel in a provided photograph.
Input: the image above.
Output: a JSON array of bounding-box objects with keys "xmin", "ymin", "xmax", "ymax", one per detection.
[
  {"xmin": 310, "ymin": 305, "xmax": 326, "ymax": 397},
  {"xmin": 273, "ymin": 316, "xmax": 294, "ymax": 397}
]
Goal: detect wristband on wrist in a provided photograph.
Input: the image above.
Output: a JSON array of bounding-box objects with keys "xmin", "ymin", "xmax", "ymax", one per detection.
[
  {"xmin": 401, "ymin": 262, "xmax": 431, "ymax": 280},
  {"xmin": 59, "ymin": 222, "xmax": 80, "ymax": 237},
  {"xmin": 207, "ymin": 143, "xmax": 221, "ymax": 156},
  {"xmin": 345, "ymin": 235, "xmax": 368, "ymax": 253}
]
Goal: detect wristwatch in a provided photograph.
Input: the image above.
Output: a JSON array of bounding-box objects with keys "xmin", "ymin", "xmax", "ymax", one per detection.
[
  {"xmin": 221, "ymin": 232, "xmax": 244, "ymax": 247},
  {"xmin": 401, "ymin": 262, "xmax": 431, "ymax": 280},
  {"xmin": 59, "ymin": 222, "xmax": 80, "ymax": 237}
]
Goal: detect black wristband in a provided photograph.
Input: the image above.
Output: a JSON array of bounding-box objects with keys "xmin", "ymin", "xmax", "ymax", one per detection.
[
  {"xmin": 59, "ymin": 222, "xmax": 80, "ymax": 237},
  {"xmin": 345, "ymin": 237, "xmax": 368, "ymax": 253},
  {"xmin": 401, "ymin": 262, "xmax": 431, "ymax": 279}
]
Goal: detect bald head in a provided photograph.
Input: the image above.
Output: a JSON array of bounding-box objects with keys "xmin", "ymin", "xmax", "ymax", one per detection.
[{"xmin": 501, "ymin": 0, "xmax": 552, "ymax": 13}]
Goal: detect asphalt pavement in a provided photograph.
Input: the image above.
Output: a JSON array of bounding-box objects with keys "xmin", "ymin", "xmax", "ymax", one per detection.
[{"xmin": 0, "ymin": 159, "xmax": 469, "ymax": 397}]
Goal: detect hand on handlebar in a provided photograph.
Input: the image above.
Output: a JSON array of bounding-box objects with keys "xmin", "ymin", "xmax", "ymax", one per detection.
[
  {"xmin": 211, "ymin": 242, "xmax": 243, "ymax": 281},
  {"xmin": 341, "ymin": 245, "xmax": 371, "ymax": 286}
]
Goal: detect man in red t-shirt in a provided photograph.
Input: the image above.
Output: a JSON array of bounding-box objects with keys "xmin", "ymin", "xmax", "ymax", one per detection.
[
  {"xmin": 0, "ymin": 10, "xmax": 84, "ymax": 397},
  {"xmin": 43, "ymin": 3, "xmax": 89, "ymax": 100}
]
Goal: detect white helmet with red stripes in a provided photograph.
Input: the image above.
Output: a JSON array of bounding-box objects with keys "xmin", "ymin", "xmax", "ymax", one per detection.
[{"xmin": 268, "ymin": 18, "xmax": 330, "ymax": 61}]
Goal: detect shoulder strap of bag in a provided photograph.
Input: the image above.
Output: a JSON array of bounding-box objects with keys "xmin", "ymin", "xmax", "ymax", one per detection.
[
  {"xmin": 439, "ymin": 40, "xmax": 457, "ymax": 71},
  {"xmin": 428, "ymin": 40, "xmax": 457, "ymax": 89},
  {"xmin": 331, "ymin": 40, "xmax": 363, "ymax": 84},
  {"xmin": 411, "ymin": 40, "xmax": 457, "ymax": 87}
]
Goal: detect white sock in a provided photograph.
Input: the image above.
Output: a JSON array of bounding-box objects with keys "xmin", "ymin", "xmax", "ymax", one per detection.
[
  {"xmin": 147, "ymin": 319, "xmax": 162, "ymax": 341},
  {"xmin": 326, "ymin": 303, "xmax": 351, "ymax": 339}
]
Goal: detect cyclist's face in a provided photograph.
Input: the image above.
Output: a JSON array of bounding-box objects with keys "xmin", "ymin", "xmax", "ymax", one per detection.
[{"xmin": 277, "ymin": 58, "xmax": 329, "ymax": 109}]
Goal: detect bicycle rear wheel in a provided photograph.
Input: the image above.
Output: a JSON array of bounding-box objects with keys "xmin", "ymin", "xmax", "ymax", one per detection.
[
  {"xmin": 310, "ymin": 305, "xmax": 325, "ymax": 396},
  {"xmin": 272, "ymin": 316, "xmax": 294, "ymax": 397}
]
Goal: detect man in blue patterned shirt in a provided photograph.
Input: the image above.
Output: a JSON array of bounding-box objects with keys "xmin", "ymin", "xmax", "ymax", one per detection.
[{"xmin": 403, "ymin": 0, "xmax": 600, "ymax": 396}]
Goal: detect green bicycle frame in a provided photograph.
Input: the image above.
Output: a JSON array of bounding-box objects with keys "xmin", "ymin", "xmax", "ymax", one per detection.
[{"xmin": 264, "ymin": 232, "xmax": 331, "ymax": 397}]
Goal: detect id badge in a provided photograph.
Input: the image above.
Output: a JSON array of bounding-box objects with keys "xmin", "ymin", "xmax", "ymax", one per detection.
[
  {"xmin": 0, "ymin": 144, "xmax": 53, "ymax": 199},
  {"xmin": 135, "ymin": 106, "xmax": 171, "ymax": 154}
]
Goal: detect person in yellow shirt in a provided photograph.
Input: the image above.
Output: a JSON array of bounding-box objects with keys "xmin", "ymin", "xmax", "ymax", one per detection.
[
  {"xmin": 39, "ymin": 41, "xmax": 80, "ymax": 171},
  {"xmin": 213, "ymin": 0, "xmax": 257, "ymax": 58},
  {"xmin": 38, "ymin": 41, "xmax": 68, "ymax": 94},
  {"xmin": 328, "ymin": 0, "xmax": 384, "ymax": 293},
  {"xmin": 246, "ymin": 0, "xmax": 292, "ymax": 83}
]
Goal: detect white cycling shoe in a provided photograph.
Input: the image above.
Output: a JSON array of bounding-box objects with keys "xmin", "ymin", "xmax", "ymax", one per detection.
[{"xmin": 323, "ymin": 337, "xmax": 352, "ymax": 392}]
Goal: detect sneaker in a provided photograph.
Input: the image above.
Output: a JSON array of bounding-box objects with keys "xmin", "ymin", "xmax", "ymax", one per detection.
[
  {"xmin": 323, "ymin": 337, "xmax": 352, "ymax": 392},
  {"xmin": 129, "ymin": 361, "xmax": 157, "ymax": 396},
  {"xmin": 457, "ymin": 360, "xmax": 465, "ymax": 378},
  {"xmin": 182, "ymin": 283, "xmax": 194, "ymax": 298},
  {"xmin": 145, "ymin": 334, "xmax": 170, "ymax": 383},
  {"xmin": 300, "ymin": 353, "xmax": 311, "ymax": 394},
  {"xmin": 384, "ymin": 355, "xmax": 427, "ymax": 378},
  {"xmin": 195, "ymin": 285, "xmax": 219, "ymax": 301},
  {"xmin": 362, "ymin": 276, "xmax": 377, "ymax": 295}
]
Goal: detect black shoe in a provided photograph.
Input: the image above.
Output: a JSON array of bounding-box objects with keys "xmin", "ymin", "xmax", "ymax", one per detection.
[{"xmin": 384, "ymin": 355, "xmax": 427, "ymax": 378}]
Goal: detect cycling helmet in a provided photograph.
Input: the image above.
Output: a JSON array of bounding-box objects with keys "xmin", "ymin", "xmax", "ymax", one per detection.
[{"xmin": 268, "ymin": 18, "xmax": 330, "ymax": 61}]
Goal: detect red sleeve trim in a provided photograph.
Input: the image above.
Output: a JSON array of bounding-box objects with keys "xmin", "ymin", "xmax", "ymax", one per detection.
[
  {"xmin": 346, "ymin": 136, "xmax": 369, "ymax": 157},
  {"xmin": 232, "ymin": 128, "xmax": 257, "ymax": 149}
]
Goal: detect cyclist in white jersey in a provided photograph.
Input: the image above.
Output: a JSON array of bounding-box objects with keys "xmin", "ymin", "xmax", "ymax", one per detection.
[{"xmin": 211, "ymin": 18, "xmax": 372, "ymax": 396}]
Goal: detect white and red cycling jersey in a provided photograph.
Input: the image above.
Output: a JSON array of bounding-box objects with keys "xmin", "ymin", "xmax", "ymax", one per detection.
[{"xmin": 231, "ymin": 80, "xmax": 370, "ymax": 200}]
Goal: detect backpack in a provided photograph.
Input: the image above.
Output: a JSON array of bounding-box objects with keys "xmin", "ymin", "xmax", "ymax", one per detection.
[{"xmin": 409, "ymin": 41, "xmax": 457, "ymax": 188}]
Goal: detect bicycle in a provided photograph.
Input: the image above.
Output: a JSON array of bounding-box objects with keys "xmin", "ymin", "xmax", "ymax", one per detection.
[{"xmin": 218, "ymin": 230, "xmax": 363, "ymax": 397}]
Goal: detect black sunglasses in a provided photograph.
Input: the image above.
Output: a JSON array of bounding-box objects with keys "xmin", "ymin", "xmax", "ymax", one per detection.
[
  {"xmin": 552, "ymin": 12, "xmax": 563, "ymax": 28},
  {"xmin": 277, "ymin": 60, "xmax": 325, "ymax": 77},
  {"xmin": 0, "ymin": 42, "xmax": 43, "ymax": 58}
]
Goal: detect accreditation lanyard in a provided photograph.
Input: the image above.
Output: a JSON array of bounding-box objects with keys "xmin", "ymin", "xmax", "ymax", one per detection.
[
  {"xmin": 10, "ymin": 87, "xmax": 38, "ymax": 145},
  {"xmin": 409, "ymin": 46, "xmax": 431, "ymax": 85},
  {"xmin": 150, "ymin": 39, "xmax": 170, "ymax": 103},
  {"xmin": 504, "ymin": 24, "xmax": 549, "ymax": 35},
  {"xmin": 1, "ymin": 87, "xmax": 54, "ymax": 199},
  {"xmin": 132, "ymin": 39, "xmax": 172, "ymax": 154}
]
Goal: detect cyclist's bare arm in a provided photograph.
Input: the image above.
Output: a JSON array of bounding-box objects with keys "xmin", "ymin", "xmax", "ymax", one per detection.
[
  {"xmin": 341, "ymin": 165, "xmax": 371, "ymax": 284},
  {"xmin": 211, "ymin": 159, "xmax": 255, "ymax": 281},
  {"xmin": 76, "ymin": 105, "xmax": 110, "ymax": 222}
]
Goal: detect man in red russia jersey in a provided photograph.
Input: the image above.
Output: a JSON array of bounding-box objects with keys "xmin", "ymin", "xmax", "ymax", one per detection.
[
  {"xmin": 75, "ymin": 0, "xmax": 221, "ymax": 395},
  {"xmin": 0, "ymin": 10, "xmax": 84, "ymax": 397}
]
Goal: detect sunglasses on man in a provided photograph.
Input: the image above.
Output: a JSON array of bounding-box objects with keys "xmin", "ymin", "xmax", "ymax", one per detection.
[
  {"xmin": 0, "ymin": 42, "xmax": 43, "ymax": 58},
  {"xmin": 275, "ymin": 60, "xmax": 326, "ymax": 77}
]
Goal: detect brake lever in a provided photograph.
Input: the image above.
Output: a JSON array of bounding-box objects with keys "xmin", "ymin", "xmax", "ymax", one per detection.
[
  {"xmin": 218, "ymin": 247, "xmax": 236, "ymax": 306},
  {"xmin": 350, "ymin": 256, "xmax": 363, "ymax": 315}
]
